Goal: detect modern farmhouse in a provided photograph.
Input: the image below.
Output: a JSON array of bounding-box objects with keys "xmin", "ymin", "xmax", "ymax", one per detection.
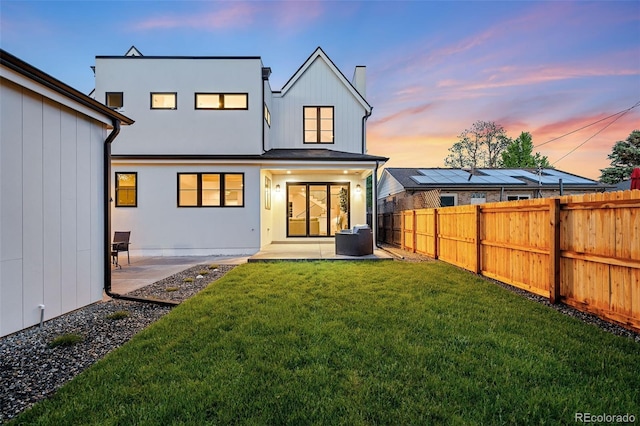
[{"xmin": 94, "ymin": 47, "xmax": 387, "ymax": 256}]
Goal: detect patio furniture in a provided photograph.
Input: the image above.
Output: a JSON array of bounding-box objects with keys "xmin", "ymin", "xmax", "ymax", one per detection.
[
  {"xmin": 111, "ymin": 231, "xmax": 131, "ymax": 268},
  {"xmin": 335, "ymin": 225, "xmax": 373, "ymax": 256}
]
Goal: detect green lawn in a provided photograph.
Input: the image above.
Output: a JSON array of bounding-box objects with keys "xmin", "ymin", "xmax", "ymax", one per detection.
[{"xmin": 13, "ymin": 261, "xmax": 640, "ymax": 425}]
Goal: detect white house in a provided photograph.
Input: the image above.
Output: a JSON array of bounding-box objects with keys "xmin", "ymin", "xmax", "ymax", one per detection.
[
  {"xmin": 0, "ymin": 50, "xmax": 133, "ymax": 337},
  {"xmin": 94, "ymin": 46, "xmax": 387, "ymax": 256}
]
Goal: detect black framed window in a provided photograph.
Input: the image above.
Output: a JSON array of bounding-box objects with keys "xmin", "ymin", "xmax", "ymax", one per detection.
[
  {"xmin": 304, "ymin": 106, "xmax": 334, "ymax": 144},
  {"xmin": 178, "ymin": 173, "xmax": 244, "ymax": 207},
  {"xmin": 151, "ymin": 92, "xmax": 177, "ymax": 109},
  {"xmin": 106, "ymin": 92, "xmax": 123, "ymax": 109},
  {"xmin": 115, "ymin": 172, "xmax": 137, "ymax": 207},
  {"xmin": 195, "ymin": 93, "xmax": 248, "ymax": 110},
  {"xmin": 264, "ymin": 103, "xmax": 271, "ymax": 126}
]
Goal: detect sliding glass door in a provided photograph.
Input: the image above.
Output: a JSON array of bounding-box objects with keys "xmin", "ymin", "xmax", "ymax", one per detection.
[{"xmin": 287, "ymin": 183, "xmax": 349, "ymax": 237}]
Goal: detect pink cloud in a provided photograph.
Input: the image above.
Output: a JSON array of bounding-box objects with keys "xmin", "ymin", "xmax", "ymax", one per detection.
[
  {"xmin": 131, "ymin": 1, "xmax": 329, "ymax": 33},
  {"xmin": 372, "ymin": 103, "xmax": 435, "ymax": 126},
  {"xmin": 133, "ymin": 3, "xmax": 258, "ymax": 31}
]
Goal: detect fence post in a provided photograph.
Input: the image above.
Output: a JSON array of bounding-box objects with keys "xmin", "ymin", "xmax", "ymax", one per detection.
[
  {"xmin": 401, "ymin": 212, "xmax": 405, "ymax": 250},
  {"xmin": 475, "ymin": 205, "xmax": 482, "ymax": 274},
  {"xmin": 549, "ymin": 198, "xmax": 561, "ymax": 304},
  {"xmin": 412, "ymin": 210, "xmax": 417, "ymax": 253},
  {"xmin": 433, "ymin": 209, "xmax": 438, "ymax": 259}
]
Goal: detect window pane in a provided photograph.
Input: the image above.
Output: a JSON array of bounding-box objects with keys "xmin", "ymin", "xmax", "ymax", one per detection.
[
  {"xmin": 151, "ymin": 93, "xmax": 176, "ymax": 109},
  {"xmin": 178, "ymin": 174, "xmax": 198, "ymax": 206},
  {"xmin": 202, "ymin": 174, "xmax": 221, "ymax": 206},
  {"xmin": 224, "ymin": 174, "xmax": 243, "ymax": 206},
  {"xmin": 106, "ymin": 92, "xmax": 123, "ymax": 109},
  {"xmin": 320, "ymin": 108, "xmax": 333, "ymax": 119},
  {"xmin": 304, "ymin": 130, "xmax": 317, "ymax": 143},
  {"xmin": 320, "ymin": 130, "xmax": 333, "ymax": 143},
  {"xmin": 304, "ymin": 107, "xmax": 316, "ymax": 119},
  {"xmin": 196, "ymin": 94, "xmax": 221, "ymax": 109},
  {"xmin": 224, "ymin": 94, "xmax": 247, "ymax": 109},
  {"xmin": 116, "ymin": 173, "xmax": 136, "ymax": 207}
]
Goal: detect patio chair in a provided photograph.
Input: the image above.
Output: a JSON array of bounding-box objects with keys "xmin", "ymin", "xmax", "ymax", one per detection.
[
  {"xmin": 335, "ymin": 225, "xmax": 373, "ymax": 256},
  {"xmin": 111, "ymin": 231, "xmax": 131, "ymax": 268}
]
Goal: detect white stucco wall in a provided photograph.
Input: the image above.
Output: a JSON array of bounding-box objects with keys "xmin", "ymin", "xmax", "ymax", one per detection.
[
  {"xmin": 1, "ymin": 78, "xmax": 106, "ymax": 337},
  {"xmin": 95, "ymin": 57, "xmax": 264, "ymax": 156},
  {"xmin": 111, "ymin": 162, "xmax": 262, "ymax": 256}
]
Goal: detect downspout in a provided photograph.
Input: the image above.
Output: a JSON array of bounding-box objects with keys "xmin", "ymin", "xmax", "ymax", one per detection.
[
  {"xmin": 361, "ymin": 109, "xmax": 372, "ymax": 154},
  {"xmin": 373, "ymin": 160, "xmax": 381, "ymax": 249},
  {"xmin": 103, "ymin": 120, "xmax": 177, "ymax": 307}
]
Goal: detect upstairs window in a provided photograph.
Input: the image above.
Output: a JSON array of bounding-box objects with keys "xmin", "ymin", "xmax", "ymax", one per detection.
[
  {"xmin": 115, "ymin": 172, "xmax": 137, "ymax": 207},
  {"xmin": 106, "ymin": 92, "xmax": 123, "ymax": 109},
  {"xmin": 264, "ymin": 103, "xmax": 271, "ymax": 126},
  {"xmin": 195, "ymin": 93, "xmax": 248, "ymax": 110},
  {"xmin": 304, "ymin": 106, "xmax": 334, "ymax": 144},
  {"xmin": 178, "ymin": 173, "xmax": 244, "ymax": 207},
  {"xmin": 151, "ymin": 92, "xmax": 177, "ymax": 109}
]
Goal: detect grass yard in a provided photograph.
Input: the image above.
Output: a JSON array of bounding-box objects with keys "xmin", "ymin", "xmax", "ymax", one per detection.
[{"xmin": 12, "ymin": 261, "xmax": 640, "ymax": 425}]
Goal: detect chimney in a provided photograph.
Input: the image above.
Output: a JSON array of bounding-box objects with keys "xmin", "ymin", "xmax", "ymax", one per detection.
[{"xmin": 352, "ymin": 66, "xmax": 366, "ymax": 98}]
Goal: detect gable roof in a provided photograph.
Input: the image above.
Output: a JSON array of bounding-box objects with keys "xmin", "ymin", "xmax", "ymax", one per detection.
[
  {"xmin": 125, "ymin": 45, "xmax": 143, "ymax": 57},
  {"xmin": 382, "ymin": 168, "xmax": 612, "ymax": 191},
  {"xmin": 1, "ymin": 49, "xmax": 134, "ymax": 126},
  {"xmin": 279, "ymin": 47, "xmax": 371, "ymax": 112}
]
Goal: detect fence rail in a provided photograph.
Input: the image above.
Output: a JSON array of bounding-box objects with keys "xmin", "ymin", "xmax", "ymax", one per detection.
[{"xmin": 382, "ymin": 190, "xmax": 640, "ymax": 332}]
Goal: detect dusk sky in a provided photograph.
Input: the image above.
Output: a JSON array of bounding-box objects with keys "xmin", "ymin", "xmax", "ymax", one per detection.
[{"xmin": 2, "ymin": 1, "xmax": 639, "ymax": 180}]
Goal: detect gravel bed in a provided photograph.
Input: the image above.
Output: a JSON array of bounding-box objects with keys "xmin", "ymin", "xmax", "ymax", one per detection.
[{"xmin": 0, "ymin": 264, "xmax": 234, "ymax": 423}]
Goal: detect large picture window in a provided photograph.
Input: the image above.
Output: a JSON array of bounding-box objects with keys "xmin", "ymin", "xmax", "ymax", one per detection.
[
  {"xmin": 177, "ymin": 173, "xmax": 244, "ymax": 207},
  {"xmin": 304, "ymin": 106, "xmax": 334, "ymax": 144},
  {"xmin": 115, "ymin": 172, "xmax": 137, "ymax": 207},
  {"xmin": 195, "ymin": 93, "xmax": 248, "ymax": 110},
  {"xmin": 151, "ymin": 92, "xmax": 177, "ymax": 109}
]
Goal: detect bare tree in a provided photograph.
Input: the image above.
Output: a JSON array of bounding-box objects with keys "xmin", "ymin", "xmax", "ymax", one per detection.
[{"xmin": 445, "ymin": 121, "xmax": 510, "ymax": 168}]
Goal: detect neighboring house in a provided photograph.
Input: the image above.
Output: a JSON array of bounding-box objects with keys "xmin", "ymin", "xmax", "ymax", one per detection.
[
  {"xmin": 93, "ymin": 46, "xmax": 387, "ymax": 256},
  {"xmin": 378, "ymin": 167, "xmax": 613, "ymax": 213},
  {"xmin": 0, "ymin": 50, "xmax": 133, "ymax": 337}
]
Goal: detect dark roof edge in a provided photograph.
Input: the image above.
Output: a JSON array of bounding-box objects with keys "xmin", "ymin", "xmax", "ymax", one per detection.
[
  {"xmin": 111, "ymin": 152, "xmax": 389, "ymax": 162},
  {"xmin": 1, "ymin": 49, "xmax": 134, "ymax": 125},
  {"xmin": 96, "ymin": 55, "xmax": 262, "ymax": 60}
]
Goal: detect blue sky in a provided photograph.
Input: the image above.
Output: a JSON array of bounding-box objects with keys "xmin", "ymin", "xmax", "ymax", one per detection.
[{"xmin": 2, "ymin": 0, "xmax": 639, "ymax": 179}]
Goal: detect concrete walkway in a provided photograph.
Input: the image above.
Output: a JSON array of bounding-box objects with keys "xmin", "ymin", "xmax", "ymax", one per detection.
[
  {"xmin": 248, "ymin": 242, "xmax": 394, "ymax": 262},
  {"xmin": 108, "ymin": 254, "xmax": 248, "ymax": 298}
]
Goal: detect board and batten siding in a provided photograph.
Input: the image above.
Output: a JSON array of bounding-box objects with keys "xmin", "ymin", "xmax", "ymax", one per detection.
[
  {"xmin": 96, "ymin": 57, "xmax": 264, "ymax": 156},
  {"xmin": 1, "ymin": 78, "xmax": 106, "ymax": 337},
  {"xmin": 270, "ymin": 57, "xmax": 367, "ymax": 153}
]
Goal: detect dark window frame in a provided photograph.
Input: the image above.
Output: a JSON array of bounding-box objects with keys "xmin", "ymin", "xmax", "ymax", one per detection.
[
  {"xmin": 303, "ymin": 106, "xmax": 334, "ymax": 144},
  {"xmin": 106, "ymin": 92, "xmax": 123, "ymax": 109},
  {"xmin": 115, "ymin": 172, "xmax": 137, "ymax": 207},
  {"xmin": 150, "ymin": 92, "xmax": 177, "ymax": 110},
  {"xmin": 264, "ymin": 103, "xmax": 271, "ymax": 127},
  {"xmin": 177, "ymin": 172, "xmax": 245, "ymax": 208},
  {"xmin": 194, "ymin": 93, "xmax": 249, "ymax": 110}
]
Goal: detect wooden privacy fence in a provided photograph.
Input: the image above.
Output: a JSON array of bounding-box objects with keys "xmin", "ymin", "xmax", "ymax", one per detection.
[{"xmin": 389, "ymin": 190, "xmax": 640, "ymax": 332}]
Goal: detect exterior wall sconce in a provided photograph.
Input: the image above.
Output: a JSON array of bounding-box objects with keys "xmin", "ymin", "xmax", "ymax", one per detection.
[
  {"xmin": 356, "ymin": 184, "xmax": 361, "ymax": 193},
  {"xmin": 275, "ymin": 184, "xmax": 281, "ymax": 193}
]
